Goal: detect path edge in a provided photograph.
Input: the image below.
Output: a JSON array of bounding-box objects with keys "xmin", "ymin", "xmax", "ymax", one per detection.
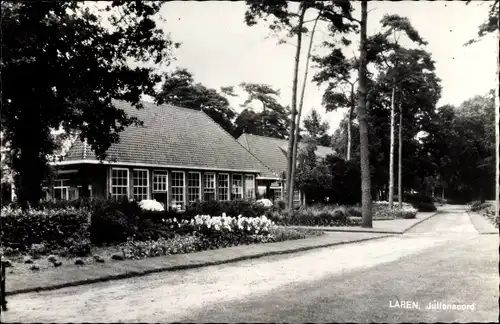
[{"xmin": 7, "ymin": 234, "xmax": 393, "ymax": 296}]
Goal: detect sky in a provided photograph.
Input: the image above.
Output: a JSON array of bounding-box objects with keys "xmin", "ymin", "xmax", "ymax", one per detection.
[{"xmin": 153, "ymin": 1, "xmax": 496, "ymax": 134}]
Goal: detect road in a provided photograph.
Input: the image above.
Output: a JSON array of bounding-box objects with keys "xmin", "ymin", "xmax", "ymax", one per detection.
[{"xmin": 2, "ymin": 205, "xmax": 498, "ymax": 323}]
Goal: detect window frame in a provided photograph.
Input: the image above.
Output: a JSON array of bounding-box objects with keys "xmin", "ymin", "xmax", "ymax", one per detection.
[
  {"xmin": 110, "ymin": 167, "xmax": 130, "ymax": 200},
  {"xmin": 152, "ymin": 171, "xmax": 168, "ymax": 193},
  {"xmin": 132, "ymin": 169, "xmax": 149, "ymax": 201},
  {"xmin": 244, "ymin": 174, "xmax": 255, "ymax": 199},
  {"xmin": 217, "ymin": 173, "xmax": 230, "ymax": 201},
  {"xmin": 53, "ymin": 179, "xmax": 70, "ymax": 200},
  {"xmin": 232, "ymin": 174, "xmax": 243, "ymax": 200},
  {"xmin": 171, "ymin": 171, "xmax": 185, "ymax": 210},
  {"xmin": 187, "ymin": 171, "xmax": 202, "ymax": 203},
  {"xmin": 203, "ymin": 172, "xmax": 216, "ymax": 201}
]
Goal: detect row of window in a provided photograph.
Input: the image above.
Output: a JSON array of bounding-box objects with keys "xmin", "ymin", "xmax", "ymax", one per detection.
[{"xmin": 110, "ymin": 168, "xmax": 256, "ymax": 209}]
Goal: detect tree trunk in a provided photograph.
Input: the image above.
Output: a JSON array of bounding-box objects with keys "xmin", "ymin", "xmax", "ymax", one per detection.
[
  {"xmin": 388, "ymin": 84, "xmax": 396, "ymax": 209},
  {"xmin": 398, "ymin": 102, "xmax": 403, "ymax": 208},
  {"xmin": 286, "ymin": 6, "xmax": 306, "ymax": 211},
  {"xmin": 291, "ymin": 12, "xmax": 320, "ymax": 209},
  {"xmin": 496, "ymin": 12, "xmax": 500, "ymax": 220},
  {"xmin": 358, "ymin": 0, "xmax": 372, "ymax": 227},
  {"xmin": 346, "ymin": 84, "xmax": 355, "ymax": 161}
]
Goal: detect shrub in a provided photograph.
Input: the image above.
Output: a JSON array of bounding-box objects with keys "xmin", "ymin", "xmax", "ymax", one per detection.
[
  {"xmin": 270, "ymin": 227, "xmax": 324, "ymax": 242},
  {"xmin": 274, "ymin": 199, "xmax": 286, "ymax": 210},
  {"xmin": 404, "ymin": 194, "xmax": 437, "ymax": 212},
  {"xmin": 346, "ymin": 206, "xmax": 362, "ymax": 217},
  {"xmin": 469, "ymin": 200, "xmax": 489, "ymax": 212},
  {"xmin": 120, "ymin": 235, "xmax": 201, "ymax": 259},
  {"xmin": 1, "ymin": 207, "xmax": 90, "ymax": 253},
  {"xmin": 184, "ymin": 199, "xmax": 268, "ymax": 218},
  {"xmin": 67, "ymin": 238, "xmax": 92, "ymax": 257},
  {"xmin": 89, "ymin": 199, "xmax": 142, "ymax": 245},
  {"xmin": 374, "ymin": 206, "xmax": 418, "ymax": 219},
  {"xmin": 270, "ymin": 205, "xmax": 351, "ymax": 227}
]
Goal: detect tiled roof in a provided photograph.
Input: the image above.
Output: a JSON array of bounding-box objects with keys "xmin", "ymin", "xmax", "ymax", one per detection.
[
  {"xmin": 237, "ymin": 133, "xmax": 336, "ymax": 176},
  {"xmin": 64, "ymin": 100, "xmax": 276, "ymax": 177}
]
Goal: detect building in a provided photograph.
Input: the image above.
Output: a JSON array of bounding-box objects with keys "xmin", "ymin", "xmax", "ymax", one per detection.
[
  {"xmin": 47, "ymin": 100, "xmax": 276, "ymax": 210},
  {"xmin": 237, "ymin": 133, "xmax": 336, "ymax": 206}
]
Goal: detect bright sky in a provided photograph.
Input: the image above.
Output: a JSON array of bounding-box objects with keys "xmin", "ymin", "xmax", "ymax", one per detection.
[{"xmin": 156, "ymin": 1, "xmax": 497, "ymax": 133}]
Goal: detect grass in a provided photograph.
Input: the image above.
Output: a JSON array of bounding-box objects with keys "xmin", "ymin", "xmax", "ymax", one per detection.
[
  {"xmin": 3, "ymin": 227, "xmax": 325, "ymax": 294},
  {"xmin": 181, "ymin": 235, "xmax": 498, "ymax": 323}
]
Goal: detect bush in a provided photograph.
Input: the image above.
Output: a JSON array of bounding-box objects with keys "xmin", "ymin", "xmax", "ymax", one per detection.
[
  {"xmin": 184, "ymin": 199, "xmax": 268, "ymax": 218},
  {"xmin": 469, "ymin": 200, "xmax": 489, "ymax": 212},
  {"xmin": 89, "ymin": 199, "xmax": 142, "ymax": 245},
  {"xmin": 404, "ymin": 194, "xmax": 437, "ymax": 212},
  {"xmin": 374, "ymin": 206, "xmax": 418, "ymax": 219},
  {"xmin": 274, "ymin": 199, "xmax": 286, "ymax": 210},
  {"xmin": 1, "ymin": 206, "xmax": 90, "ymax": 253},
  {"xmin": 270, "ymin": 227, "xmax": 324, "ymax": 242},
  {"xmin": 67, "ymin": 238, "xmax": 92, "ymax": 257},
  {"xmin": 269, "ymin": 205, "xmax": 351, "ymax": 227}
]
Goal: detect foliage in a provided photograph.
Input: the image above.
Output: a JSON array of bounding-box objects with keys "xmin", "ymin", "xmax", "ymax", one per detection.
[
  {"xmin": 295, "ymin": 146, "xmax": 361, "ymax": 205},
  {"xmin": 270, "ymin": 227, "xmax": 324, "ymax": 242},
  {"xmin": 269, "ymin": 204, "xmax": 355, "ymax": 227},
  {"xmin": 403, "ymin": 194, "xmax": 437, "ymax": 212},
  {"xmin": 425, "ymin": 93, "xmax": 495, "ymax": 202},
  {"xmin": 156, "ymin": 68, "xmax": 236, "ymax": 134},
  {"xmin": 120, "ymin": 235, "xmax": 201, "ymax": 259},
  {"xmin": 468, "ymin": 200, "xmax": 490, "ymax": 212},
  {"xmin": 233, "ymin": 83, "xmax": 290, "ymax": 139},
  {"xmin": 184, "ymin": 199, "xmax": 270, "ymax": 218},
  {"xmin": 89, "ymin": 199, "xmax": 144, "ymax": 245},
  {"xmin": 372, "ymin": 202, "xmax": 418, "ymax": 219},
  {"xmin": 302, "ymin": 109, "xmax": 332, "ymax": 146},
  {"xmin": 2, "ymin": 1, "xmax": 178, "ymax": 207},
  {"xmin": 1, "ymin": 206, "xmax": 90, "ymax": 252},
  {"xmin": 465, "ymin": 0, "xmax": 499, "ymax": 45}
]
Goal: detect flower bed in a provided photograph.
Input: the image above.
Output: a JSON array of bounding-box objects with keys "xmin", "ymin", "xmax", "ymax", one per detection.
[
  {"xmin": 1, "ymin": 201, "xmax": 323, "ymax": 263},
  {"xmin": 265, "ymin": 202, "xmax": 418, "ymax": 227}
]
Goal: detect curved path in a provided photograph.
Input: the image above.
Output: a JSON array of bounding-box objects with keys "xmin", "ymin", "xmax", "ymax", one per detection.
[{"xmin": 2, "ymin": 205, "xmax": 498, "ymax": 323}]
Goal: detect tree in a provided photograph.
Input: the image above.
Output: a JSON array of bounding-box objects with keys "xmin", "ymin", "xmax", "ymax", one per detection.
[
  {"xmin": 372, "ymin": 14, "xmax": 428, "ymax": 209},
  {"xmin": 244, "ymin": 0, "xmax": 310, "ymax": 210},
  {"xmin": 234, "ymin": 83, "xmax": 289, "ymax": 139},
  {"xmin": 302, "ymin": 109, "xmax": 332, "ymax": 146},
  {"xmin": 156, "ymin": 68, "xmax": 236, "ymax": 134},
  {"xmin": 291, "ymin": 10, "xmax": 322, "ymax": 209},
  {"xmin": 1, "ymin": 1, "xmax": 178, "ymax": 207},
  {"xmin": 313, "ymin": 38, "xmax": 358, "ymax": 161},
  {"xmin": 466, "ymin": 0, "xmax": 499, "ymax": 221},
  {"xmin": 356, "ymin": 0, "xmax": 372, "ymax": 227}
]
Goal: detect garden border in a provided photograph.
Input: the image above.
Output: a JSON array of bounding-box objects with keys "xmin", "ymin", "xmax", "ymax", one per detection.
[{"xmin": 7, "ymin": 234, "xmax": 392, "ymax": 296}]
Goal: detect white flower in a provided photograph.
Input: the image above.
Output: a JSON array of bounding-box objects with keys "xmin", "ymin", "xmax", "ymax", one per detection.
[
  {"xmin": 139, "ymin": 199, "xmax": 165, "ymax": 212},
  {"xmin": 256, "ymin": 199, "xmax": 273, "ymax": 207}
]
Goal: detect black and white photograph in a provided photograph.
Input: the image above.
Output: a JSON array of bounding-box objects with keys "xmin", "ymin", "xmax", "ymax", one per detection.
[{"xmin": 0, "ymin": 0, "xmax": 499, "ymax": 322}]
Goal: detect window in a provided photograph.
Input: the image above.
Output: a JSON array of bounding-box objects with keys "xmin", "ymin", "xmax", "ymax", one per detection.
[
  {"xmin": 232, "ymin": 174, "xmax": 243, "ymax": 200},
  {"xmin": 273, "ymin": 188, "xmax": 282, "ymax": 201},
  {"xmin": 153, "ymin": 172, "xmax": 168, "ymax": 192},
  {"xmin": 53, "ymin": 179, "xmax": 69, "ymax": 200},
  {"xmin": 133, "ymin": 169, "xmax": 149, "ymax": 201},
  {"xmin": 153, "ymin": 171, "xmax": 168, "ymax": 206},
  {"xmin": 293, "ymin": 189, "xmax": 301, "ymax": 207},
  {"xmin": 218, "ymin": 174, "xmax": 229, "ymax": 201},
  {"xmin": 203, "ymin": 173, "xmax": 215, "ymax": 201},
  {"xmin": 188, "ymin": 172, "xmax": 201, "ymax": 203},
  {"xmin": 245, "ymin": 174, "xmax": 255, "ymax": 199},
  {"xmin": 171, "ymin": 171, "xmax": 185, "ymax": 210},
  {"xmin": 111, "ymin": 168, "xmax": 129, "ymax": 199}
]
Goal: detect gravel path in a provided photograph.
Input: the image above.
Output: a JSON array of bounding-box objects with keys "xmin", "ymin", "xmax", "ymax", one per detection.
[{"xmin": 1, "ymin": 206, "xmax": 492, "ymax": 323}]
